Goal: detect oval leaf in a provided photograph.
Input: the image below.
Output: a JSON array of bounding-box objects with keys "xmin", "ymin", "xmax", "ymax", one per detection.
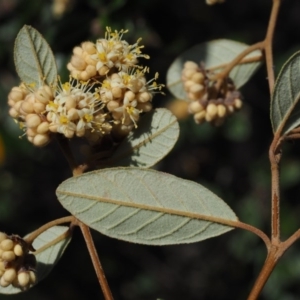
[
  {"xmin": 0, "ymin": 226, "xmax": 71, "ymax": 294},
  {"xmin": 56, "ymin": 168, "xmax": 238, "ymax": 246},
  {"xmin": 271, "ymin": 51, "xmax": 300, "ymax": 135},
  {"xmin": 167, "ymin": 39, "xmax": 261, "ymax": 101},
  {"xmin": 100, "ymin": 109, "xmax": 179, "ymax": 168},
  {"xmin": 14, "ymin": 25, "xmax": 57, "ymax": 86}
]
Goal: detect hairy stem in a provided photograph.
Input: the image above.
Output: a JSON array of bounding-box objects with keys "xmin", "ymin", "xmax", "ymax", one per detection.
[
  {"xmin": 24, "ymin": 216, "xmax": 75, "ymax": 245},
  {"xmin": 213, "ymin": 41, "xmax": 264, "ymax": 90},
  {"xmin": 264, "ymin": 0, "xmax": 281, "ymax": 93},
  {"xmin": 269, "ymin": 134, "xmax": 281, "ymax": 244},
  {"xmin": 79, "ymin": 222, "xmax": 114, "ymax": 300},
  {"xmin": 206, "ymin": 55, "xmax": 263, "ymax": 72}
]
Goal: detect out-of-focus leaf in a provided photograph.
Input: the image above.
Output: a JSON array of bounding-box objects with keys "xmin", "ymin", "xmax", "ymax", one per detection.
[
  {"xmin": 0, "ymin": 226, "xmax": 71, "ymax": 294},
  {"xmin": 14, "ymin": 25, "xmax": 57, "ymax": 87},
  {"xmin": 167, "ymin": 39, "xmax": 261, "ymax": 101},
  {"xmin": 271, "ymin": 51, "xmax": 300, "ymax": 136},
  {"xmin": 102, "ymin": 109, "xmax": 179, "ymax": 168},
  {"xmin": 56, "ymin": 167, "xmax": 238, "ymax": 246}
]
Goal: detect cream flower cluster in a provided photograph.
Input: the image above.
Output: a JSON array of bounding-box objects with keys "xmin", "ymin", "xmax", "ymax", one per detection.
[
  {"xmin": 67, "ymin": 27, "xmax": 149, "ymax": 81},
  {"xmin": 8, "ymin": 28, "xmax": 163, "ymax": 146},
  {"xmin": 0, "ymin": 232, "xmax": 36, "ymax": 290},
  {"xmin": 182, "ymin": 61, "xmax": 242, "ymax": 126}
]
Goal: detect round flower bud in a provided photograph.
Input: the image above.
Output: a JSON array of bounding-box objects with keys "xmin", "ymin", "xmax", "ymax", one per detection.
[
  {"xmin": 29, "ymin": 271, "xmax": 36, "ymax": 284},
  {"xmin": 26, "ymin": 128, "xmax": 37, "ymax": 137},
  {"xmin": 184, "ymin": 61, "xmax": 198, "ymax": 70},
  {"xmin": 26, "ymin": 114, "xmax": 41, "ymax": 128},
  {"xmin": 65, "ymin": 97, "xmax": 77, "ymax": 110},
  {"xmin": 137, "ymin": 92, "xmax": 152, "ymax": 103},
  {"xmin": 124, "ymin": 91, "xmax": 135, "ymax": 101},
  {"xmin": 70, "ymin": 55, "xmax": 86, "ymax": 71},
  {"xmin": 194, "ymin": 111, "xmax": 206, "ymax": 124},
  {"xmin": 21, "ymin": 101, "xmax": 34, "ymax": 114},
  {"xmin": 82, "ymin": 41, "xmax": 96, "ymax": 55},
  {"xmin": 190, "ymin": 84, "xmax": 204, "ymax": 97},
  {"xmin": 2, "ymin": 250, "xmax": 16, "ymax": 262},
  {"xmin": 99, "ymin": 66, "xmax": 109, "ymax": 76},
  {"xmin": 206, "ymin": 103, "xmax": 218, "ymax": 118},
  {"xmin": 0, "ymin": 261, "xmax": 5, "ymax": 271},
  {"xmin": 13, "ymin": 244, "xmax": 23, "ymax": 257},
  {"xmin": 1, "ymin": 239, "xmax": 14, "ymax": 251},
  {"xmin": 9, "ymin": 108, "xmax": 19, "ymax": 118},
  {"xmin": 234, "ymin": 98, "xmax": 243, "ymax": 109},
  {"xmin": 182, "ymin": 68, "xmax": 196, "ymax": 80},
  {"xmin": 217, "ymin": 104, "xmax": 227, "ymax": 118},
  {"xmin": 107, "ymin": 100, "xmax": 120, "ymax": 112},
  {"xmin": 33, "ymin": 102, "xmax": 46, "ymax": 114},
  {"xmin": 33, "ymin": 134, "xmax": 50, "ymax": 147},
  {"xmin": 112, "ymin": 87, "xmax": 123, "ymax": 99},
  {"xmin": 188, "ymin": 101, "xmax": 204, "ymax": 114},
  {"xmin": 191, "ymin": 72, "xmax": 205, "ymax": 84},
  {"xmin": 137, "ymin": 102, "xmax": 152, "ymax": 112},
  {"xmin": 37, "ymin": 122, "xmax": 50, "ymax": 134},
  {"xmin": 0, "ymin": 232, "xmax": 7, "ymax": 243},
  {"xmin": 0, "ymin": 276, "xmax": 10, "ymax": 287},
  {"xmin": 18, "ymin": 272, "xmax": 30, "ymax": 287},
  {"xmin": 3, "ymin": 268, "xmax": 17, "ymax": 283}
]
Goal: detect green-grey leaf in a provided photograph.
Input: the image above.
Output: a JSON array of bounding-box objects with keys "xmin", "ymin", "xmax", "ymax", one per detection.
[
  {"xmin": 56, "ymin": 168, "xmax": 238, "ymax": 246},
  {"xmin": 0, "ymin": 226, "xmax": 71, "ymax": 294},
  {"xmin": 167, "ymin": 39, "xmax": 261, "ymax": 101},
  {"xmin": 14, "ymin": 25, "xmax": 57, "ymax": 86},
  {"xmin": 101, "ymin": 109, "xmax": 179, "ymax": 168},
  {"xmin": 271, "ymin": 51, "xmax": 300, "ymax": 135}
]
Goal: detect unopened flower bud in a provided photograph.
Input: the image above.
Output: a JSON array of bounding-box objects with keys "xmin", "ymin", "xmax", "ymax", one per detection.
[
  {"xmin": 33, "ymin": 134, "xmax": 50, "ymax": 147},
  {"xmin": 37, "ymin": 122, "xmax": 50, "ymax": 134},
  {"xmin": 2, "ymin": 250, "xmax": 16, "ymax": 262},
  {"xmin": 191, "ymin": 72, "xmax": 205, "ymax": 83},
  {"xmin": 13, "ymin": 244, "xmax": 23, "ymax": 257},
  {"xmin": 125, "ymin": 91, "xmax": 135, "ymax": 101},
  {"xmin": 26, "ymin": 114, "xmax": 41, "ymax": 128},
  {"xmin": 194, "ymin": 111, "xmax": 206, "ymax": 124},
  {"xmin": 184, "ymin": 61, "xmax": 198, "ymax": 70},
  {"xmin": 18, "ymin": 272, "xmax": 30, "ymax": 287},
  {"xmin": 137, "ymin": 92, "xmax": 152, "ymax": 103},
  {"xmin": 0, "ymin": 233, "xmax": 7, "ymax": 243},
  {"xmin": 33, "ymin": 102, "xmax": 45, "ymax": 114},
  {"xmin": 21, "ymin": 101, "xmax": 34, "ymax": 114},
  {"xmin": 3, "ymin": 268, "xmax": 16, "ymax": 283},
  {"xmin": 206, "ymin": 103, "xmax": 218, "ymax": 118},
  {"xmin": 29, "ymin": 271, "xmax": 36, "ymax": 284},
  {"xmin": 234, "ymin": 98, "xmax": 243, "ymax": 109},
  {"xmin": 217, "ymin": 104, "xmax": 227, "ymax": 118},
  {"xmin": 1, "ymin": 239, "xmax": 14, "ymax": 251},
  {"xmin": 188, "ymin": 101, "xmax": 204, "ymax": 114},
  {"xmin": 0, "ymin": 276, "xmax": 10, "ymax": 287}
]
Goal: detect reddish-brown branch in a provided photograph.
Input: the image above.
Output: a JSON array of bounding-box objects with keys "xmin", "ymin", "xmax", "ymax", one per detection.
[
  {"xmin": 247, "ymin": 247, "xmax": 280, "ymax": 300},
  {"xmin": 264, "ymin": 0, "xmax": 281, "ymax": 93},
  {"xmin": 79, "ymin": 222, "xmax": 114, "ymax": 300}
]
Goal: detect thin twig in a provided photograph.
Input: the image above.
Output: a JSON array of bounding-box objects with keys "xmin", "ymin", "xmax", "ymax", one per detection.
[
  {"xmin": 269, "ymin": 134, "xmax": 281, "ymax": 243},
  {"xmin": 24, "ymin": 216, "xmax": 75, "ymax": 245},
  {"xmin": 213, "ymin": 41, "xmax": 264, "ymax": 90},
  {"xmin": 79, "ymin": 222, "xmax": 114, "ymax": 300},
  {"xmin": 264, "ymin": 0, "xmax": 281, "ymax": 93},
  {"xmin": 206, "ymin": 55, "xmax": 263, "ymax": 72}
]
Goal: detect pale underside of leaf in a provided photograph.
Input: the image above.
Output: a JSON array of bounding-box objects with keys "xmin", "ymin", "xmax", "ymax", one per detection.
[
  {"xmin": 14, "ymin": 25, "xmax": 57, "ymax": 87},
  {"xmin": 56, "ymin": 168, "xmax": 238, "ymax": 246},
  {"xmin": 103, "ymin": 109, "xmax": 179, "ymax": 168},
  {"xmin": 0, "ymin": 226, "xmax": 71, "ymax": 294},
  {"xmin": 271, "ymin": 51, "xmax": 300, "ymax": 135},
  {"xmin": 167, "ymin": 39, "xmax": 261, "ymax": 101}
]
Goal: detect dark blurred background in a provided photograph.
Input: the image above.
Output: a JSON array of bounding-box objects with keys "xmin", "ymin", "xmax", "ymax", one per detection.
[{"xmin": 1, "ymin": 0, "xmax": 300, "ymax": 299}]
